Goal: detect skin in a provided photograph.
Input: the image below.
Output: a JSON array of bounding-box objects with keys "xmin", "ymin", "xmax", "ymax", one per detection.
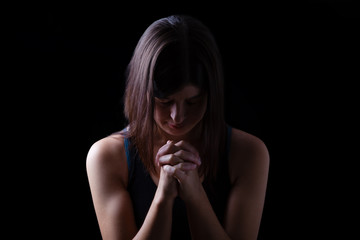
[
  {"xmin": 86, "ymin": 84, "xmax": 270, "ymax": 240},
  {"xmin": 153, "ymin": 85, "xmax": 208, "ymax": 143}
]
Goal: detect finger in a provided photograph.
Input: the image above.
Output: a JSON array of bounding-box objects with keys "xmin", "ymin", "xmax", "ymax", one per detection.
[
  {"xmin": 174, "ymin": 150, "xmax": 201, "ymax": 166},
  {"xmin": 158, "ymin": 154, "xmax": 184, "ymax": 166},
  {"xmin": 174, "ymin": 140, "xmax": 200, "ymax": 158},
  {"xmin": 163, "ymin": 164, "xmax": 193, "ymax": 183},
  {"xmin": 156, "ymin": 141, "xmax": 181, "ymax": 165},
  {"xmin": 177, "ymin": 162, "xmax": 197, "ymax": 171},
  {"xmin": 162, "ymin": 165, "xmax": 176, "ymax": 175},
  {"xmin": 163, "ymin": 164, "xmax": 187, "ymax": 182},
  {"xmin": 159, "ymin": 141, "xmax": 181, "ymax": 156},
  {"xmin": 172, "ymin": 166, "xmax": 187, "ymax": 182}
]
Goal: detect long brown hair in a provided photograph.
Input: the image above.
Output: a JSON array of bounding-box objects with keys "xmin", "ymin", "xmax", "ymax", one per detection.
[{"xmin": 123, "ymin": 15, "xmax": 226, "ymax": 180}]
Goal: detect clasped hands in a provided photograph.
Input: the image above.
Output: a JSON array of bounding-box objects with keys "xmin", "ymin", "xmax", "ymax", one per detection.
[{"xmin": 155, "ymin": 140, "xmax": 203, "ymax": 202}]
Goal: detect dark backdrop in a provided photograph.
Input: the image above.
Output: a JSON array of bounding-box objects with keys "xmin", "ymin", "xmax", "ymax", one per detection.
[{"xmin": 12, "ymin": 1, "xmax": 359, "ymax": 239}]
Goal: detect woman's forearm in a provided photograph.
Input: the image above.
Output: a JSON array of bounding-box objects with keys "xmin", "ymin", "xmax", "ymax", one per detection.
[
  {"xmin": 133, "ymin": 190, "xmax": 174, "ymax": 240},
  {"xmin": 186, "ymin": 188, "xmax": 231, "ymax": 240}
]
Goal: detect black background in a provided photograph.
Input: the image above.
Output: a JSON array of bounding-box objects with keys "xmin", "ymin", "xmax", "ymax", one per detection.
[{"xmin": 11, "ymin": 1, "xmax": 359, "ymax": 239}]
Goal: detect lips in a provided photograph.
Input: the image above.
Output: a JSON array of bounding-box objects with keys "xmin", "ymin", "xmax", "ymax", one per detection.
[{"xmin": 169, "ymin": 123, "xmax": 184, "ymax": 129}]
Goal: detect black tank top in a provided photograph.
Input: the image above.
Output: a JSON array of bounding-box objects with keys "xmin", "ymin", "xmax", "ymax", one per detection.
[{"xmin": 123, "ymin": 126, "xmax": 232, "ymax": 239}]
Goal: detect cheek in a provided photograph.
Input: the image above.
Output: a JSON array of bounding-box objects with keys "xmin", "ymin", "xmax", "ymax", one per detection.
[
  {"xmin": 154, "ymin": 106, "xmax": 169, "ymax": 122},
  {"xmin": 188, "ymin": 102, "xmax": 207, "ymax": 121}
]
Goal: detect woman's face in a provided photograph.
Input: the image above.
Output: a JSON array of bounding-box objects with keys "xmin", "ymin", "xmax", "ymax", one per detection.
[{"xmin": 154, "ymin": 84, "xmax": 207, "ymax": 138}]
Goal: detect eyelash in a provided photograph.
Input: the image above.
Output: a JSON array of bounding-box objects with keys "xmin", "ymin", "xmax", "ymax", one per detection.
[{"xmin": 159, "ymin": 101, "xmax": 172, "ymax": 106}]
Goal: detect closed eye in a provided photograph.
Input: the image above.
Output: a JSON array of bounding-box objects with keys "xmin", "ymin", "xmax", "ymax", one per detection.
[
  {"xmin": 185, "ymin": 94, "xmax": 203, "ymax": 105},
  {"xmin": 186, "ymin": 100, "xmax": 198, "ymax": 105},
  {"xmin": 155, "ymin": 98, "xmax": 173, "ymax": 106}
]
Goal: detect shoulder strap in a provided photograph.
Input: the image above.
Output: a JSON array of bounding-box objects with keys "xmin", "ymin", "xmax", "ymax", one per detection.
[{"xmin": 123, "ymin": 137, "xmax": 132, "ymax": 172}]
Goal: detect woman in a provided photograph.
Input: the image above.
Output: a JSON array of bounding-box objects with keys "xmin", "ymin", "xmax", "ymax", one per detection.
[{"xmin": 86, "ymin": 14, "xmax": 269, "ymax": 240}]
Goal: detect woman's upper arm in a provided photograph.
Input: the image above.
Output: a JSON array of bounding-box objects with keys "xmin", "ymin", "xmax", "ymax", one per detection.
[
  {"xmin": 86, "ymin": 136, "xmax": 137, "ymax": 240},
  {"xmin": 225, "ymin": 129, "xmax": 270, "ymax": 240}
]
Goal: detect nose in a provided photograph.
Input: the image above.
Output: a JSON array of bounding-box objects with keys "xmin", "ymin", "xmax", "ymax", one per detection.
[{"xmin": 170, "ymin": 103, "xmax": 185, "ymax": 124}]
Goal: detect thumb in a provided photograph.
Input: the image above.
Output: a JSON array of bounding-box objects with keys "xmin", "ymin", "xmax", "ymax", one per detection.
[
  {"xmin": 173, "ymin": 167, "xmax": 187, "ymax": 182},
  {"xmin": 162, "ymin": 164, "xmax": 187, "ymax": 182}
]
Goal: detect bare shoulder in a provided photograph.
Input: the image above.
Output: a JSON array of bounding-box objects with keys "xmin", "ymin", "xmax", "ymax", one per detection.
[
  {"xmin": 86, "ymin": 132, "xmax": 129, "ymax": 187},
  {"xmin": 87, "ymin": 133, "xmax": 126, "ymax": 162},
  {"xmin": 230, "ymin": 128, "xmax": 269, "ymax": 160},
  {"xmin": 228, "ymin": 127, "xmax": 270, "ymax": 183}
]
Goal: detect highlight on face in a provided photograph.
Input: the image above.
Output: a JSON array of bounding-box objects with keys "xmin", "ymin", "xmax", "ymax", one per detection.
[{"xmin": 154, "ymin": 84, "xmax": 208, "ymax": 139}]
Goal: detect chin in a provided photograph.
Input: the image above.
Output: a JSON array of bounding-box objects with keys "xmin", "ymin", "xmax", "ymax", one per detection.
[
  {"xmin": 166, "ymin": 128, "xmax": 188, "ymax": 137},
  {"xmin": 165, "ymin": 124, "xmax": 196, "ymax": 139}
]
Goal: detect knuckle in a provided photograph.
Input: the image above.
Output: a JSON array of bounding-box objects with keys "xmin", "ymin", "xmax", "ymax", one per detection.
[
  {"xmin": 177, "ymin": 140, "xmax": 185, "ymax": 146},
  {"xmin": 163, "ymin": 165, "xmax": 175, "ymax": 175},
  {"xmin": 167, "ymin": 154, "xmax": 177, "ymax": 165},
  {"xmin": 169, "ymin": 154, "xmax": 175, "ymax": 161},
  {"xmin": 177, "ymin": 162, "xmax": 184, "ymax": 169},
  {"xmin": 175, "ymin": 150, "xmax": 184, "ymax": 157},
  {"xmin": 159, "ymin": 155, "xmax": 171, "ymax": 165}
]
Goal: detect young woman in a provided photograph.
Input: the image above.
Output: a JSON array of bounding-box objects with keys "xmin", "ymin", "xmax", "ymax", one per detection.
[{"xmin": 86, "ymin": 14, "xmax": 269, "ymax": 240}]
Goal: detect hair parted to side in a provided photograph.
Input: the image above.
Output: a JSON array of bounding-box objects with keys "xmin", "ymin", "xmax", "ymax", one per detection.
[{"xmin": 123, "ymin": 14, "xmax": 226, "ymax": 180}]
